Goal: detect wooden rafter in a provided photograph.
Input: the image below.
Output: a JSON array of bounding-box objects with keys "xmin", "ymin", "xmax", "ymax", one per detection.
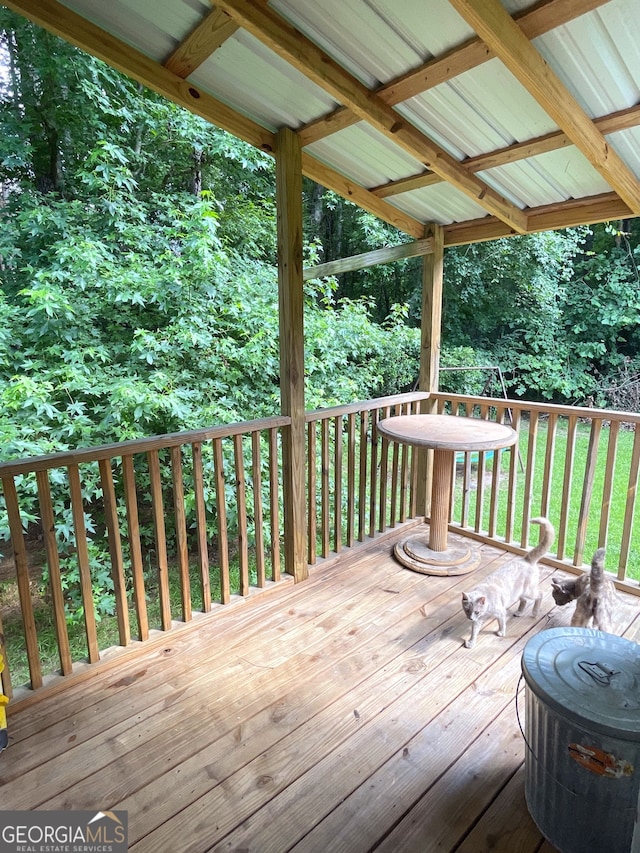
[
  {"xmin": 163, "ymin": 7, "xmax": 239, "ymax": 78},
  {"xmin": 372, "ymin": 103, "xmax": 640, "ymax": 199},
  {"xmin": 215, "ymin": 0, "xmax": 528, "ymax": 233},
  {"xmin": 1, "ymin": 0, "xmax": 423, "ymax": 239},
  {"xmin": 164, "ymin": 0, "xmax": 272, "ymax": 78},
  {"xmin": 298, "ymin": 0, "xmax": 611, "ymax": 147},
  {"xmin": 449, "ymin": 0, "xmax": 640, "ymax": 214}
]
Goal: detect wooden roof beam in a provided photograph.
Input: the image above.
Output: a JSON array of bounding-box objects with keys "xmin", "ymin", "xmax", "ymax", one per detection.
[
  {"xmin": 372, "ymin": 102, "xmax": 640, "ymax": 198},
  {"xmin": 298, "ymin": 0, "xmax": 611, "ymax": 147},
  {"xmin": 215, "ymin": 0, "xmax": 528, "ymax": 233},
  {"xmin": 303, "ymin": 235, "xmax": 434, "ymax": 281},
  {"xmin": 444, "ymin": 191, "xmax": 633, "ymax": 246},
  {"xmin": 449, "ymin": 0, "xmax": 640, "ymax": 214},
  {"xmin": 301, "ymin": 155, "xmax": 424, "ymax": 238}
]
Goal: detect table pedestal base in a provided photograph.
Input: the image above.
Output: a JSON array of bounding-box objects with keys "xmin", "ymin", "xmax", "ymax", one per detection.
[{"xmin": 393, "ymin": 528, "xmax": 481, "ymax": 576}]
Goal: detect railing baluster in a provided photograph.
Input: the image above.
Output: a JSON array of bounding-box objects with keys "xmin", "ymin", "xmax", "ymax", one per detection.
[
  {"xmin": 540, "ymin": 413, "xmax": 557, "ymax": 519},
  {"xmin": 67, "ymin": 463, "xmax": 100, "ymax": 660},
  {"xmin": 460, "ymin": 452, "xmax": 471, "ymax": 528},
  {"xmin": 378, "ymin": 406, "xmax": 390, "ymax": 533},
  {"xmin": 2, "ymin": 475, "xmax": 41, "ymax": 688},
  {"xmin": 358, "ymin": 411, "xmax": 369, "ymax": 540},
  {"xmin": 121, "ymin": 456, "xmax": 149, "ymax": 640},
  {"xmin": 147, "ymin": 449, "xmax": 171, "ymax": 629},
  {"xmin": 233, "ymin": 434, "xmax": 249, "ymax": 596},
  {"xmin": 212, "ymin": 438, "xmax": 230, "ymax": 603},
  {"xmin": 333, "ymin": 415, "xmax": 343, "ymax": 553},
  {"xmin": 268, "ymin": 427, "xmax": 281, "ymax": 581},
  {"xmin": 521, "ymin": 412, "xmax": 539, "ymax": 545},
  {"xmin": 98, "ymin": 459, "xmax": 130, "ymax": 646},
  {"xmin": 307, "ymin": 421, "xmax": 317, "ymax": 565},
  {"xmin": 399, "ymin": 440, "xmax": 409, "ymax": 523},
  {"xmin": 505, "ymin": 408, "xmax": 521, "ymax": 544},
  {"xmin": 0, "ymin": 608, "xmax": 12, "ymax": 698},
  {"xmin": 475, "ymin": 402, "xmax": 491, "ymax": 530},
  {"xmin": 340, "ymin": 414, "xmax": 353, "ymax": 546},
  {"xmin": 191, "ymin": 443, "xmax": 212, "ymax": 611},
  {"xmin": 369, "ymin": 410, "xmax": 379, "ymax": 537},
  {"xmin": 488, "ymin": 407, "xmax": 506, "ymax": 538},
  {"xmin": 389, "ymin": 434, "xmax": 399, "ymax": 529},
  {"xmin": 557, "ymin": 415, "xmax": 578, "ymax": 561},
  {"xmin": 321, "ymin": 417, "xmax": 330, "ymax": 557},
  {"xmin": 36, "ymin": 470, "xmax": 72, "ymax": 676},
  {"xmin": 599, "ymin": 420, "xmax": 619, "ymax": 552},
  {"xmin": 574, "ymin": 419, "xmax": 602, "ymax": 566},
  {"xmin": 170, "ymin": 446, "xmax": 191, "ymax": 622},
  {"xmin": 619, "ymin": 426, "xmax": 640, "ymax": 581},
  {"xmin": 252, "ymin": 431, "xmax": 266, "ymax": 587}
]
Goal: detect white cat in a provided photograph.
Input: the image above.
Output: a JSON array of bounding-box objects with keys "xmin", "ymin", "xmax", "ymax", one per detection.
[{"xmin": 461, "ymin": 517, "xmax": 555, "ymax": 649}]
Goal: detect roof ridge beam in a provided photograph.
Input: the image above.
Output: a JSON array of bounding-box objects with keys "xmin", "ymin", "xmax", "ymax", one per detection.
[
  {"xmin": 449, "ymin": 0, "xmax": 640, "ymax": 214},
  {"xmin": 215, "ymin": 0, "xmax": 528, "ymax": 233}
]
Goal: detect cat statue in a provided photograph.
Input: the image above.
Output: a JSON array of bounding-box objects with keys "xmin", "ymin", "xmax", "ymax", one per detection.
[
  {"xmin": 461, "ymin": 517, "xmax": 555, "ymax": 649},
  {"xmin": 551, "ymin": 547, "xmax": 616, "ymax": 633}
]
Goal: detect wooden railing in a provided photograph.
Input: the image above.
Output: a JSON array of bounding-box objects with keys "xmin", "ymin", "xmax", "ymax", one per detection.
[
  {"xmin": 2, "ymin": 390, "xmax": 639, "ymax": 699},
  {"xmin": 305, "ymin": 392, "xmax": 429, "ymax": 562},
  {"xmin": 0, "ymin": 416, "xmax": 289, "ymax": 698},
  {"xmin": 430, "ymin": 393, "xmax": 640, "ymax": 591}
]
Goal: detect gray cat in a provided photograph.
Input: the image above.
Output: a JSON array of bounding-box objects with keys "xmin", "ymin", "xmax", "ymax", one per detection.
[
  {"xmin": 551, "ymin": 547, "xmax": 616, "ymax": 633},
  {"xmin": 461, "ymin": 517, "xmax": 555, "ymax": 649}
]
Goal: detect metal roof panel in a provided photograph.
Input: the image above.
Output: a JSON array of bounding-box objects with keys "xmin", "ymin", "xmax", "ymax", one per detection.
[
  {"xmin": 191, "ymin": 31, "xmax": 338, "ymax": 131},
  {"xmin": 305, "ymin": 123, "xmax": 424, "ymax": 187}
]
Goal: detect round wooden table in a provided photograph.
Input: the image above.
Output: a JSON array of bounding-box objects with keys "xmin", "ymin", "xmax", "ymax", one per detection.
[{"xmin": 377, "ymin": 414, "xmax": 517, "ymax": 575}]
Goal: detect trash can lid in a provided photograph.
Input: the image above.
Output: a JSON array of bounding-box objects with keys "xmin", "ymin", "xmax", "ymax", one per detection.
[{"xmin": 522, "ymin": 628, "xmax": 640, "ymax": 740}]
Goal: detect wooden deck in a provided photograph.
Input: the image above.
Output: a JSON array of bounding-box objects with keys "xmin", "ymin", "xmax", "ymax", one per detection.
[{"xmin": 3, "ymin": 530, "xmax": 640, "ymax": 852}]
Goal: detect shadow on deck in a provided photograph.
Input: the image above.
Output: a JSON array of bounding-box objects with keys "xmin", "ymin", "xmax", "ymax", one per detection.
[{"xmin": 2, "ymin": 530, "xmax": 639, "ymax": 852}]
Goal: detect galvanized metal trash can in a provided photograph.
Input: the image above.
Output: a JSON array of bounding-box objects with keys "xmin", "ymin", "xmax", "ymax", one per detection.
[{"xmin": 521, "ymin": 627, "xmax": 640, "ymax": 853}]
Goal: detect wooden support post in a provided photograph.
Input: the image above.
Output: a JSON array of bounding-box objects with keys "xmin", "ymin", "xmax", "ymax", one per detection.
[
  {"xmin": 276, "ymin": 127, "xmax": 308, "ymax": 581},
  {"xmin": 416, "ymin": 223, "xmax": 444, "ymax": 517}
]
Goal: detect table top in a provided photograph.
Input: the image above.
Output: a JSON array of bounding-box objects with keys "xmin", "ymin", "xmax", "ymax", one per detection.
[{"xmin": 376, "ymin": 414, "xmax": 517, "ymax": 452}]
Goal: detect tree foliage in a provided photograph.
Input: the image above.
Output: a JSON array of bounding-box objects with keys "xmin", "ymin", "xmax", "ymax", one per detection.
[{"xmin": 0, "ymin": 10, "xmax": 421, "ymax": 469}]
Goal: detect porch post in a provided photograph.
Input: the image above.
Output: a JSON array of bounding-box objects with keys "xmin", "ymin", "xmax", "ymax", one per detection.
[
  {"xmin": 416, "ymin": 223, "xmax": 444, "ymax": 516},
  {"xmin": 275, "ymin": 127, "xmax": 308, "ymax": 582}
]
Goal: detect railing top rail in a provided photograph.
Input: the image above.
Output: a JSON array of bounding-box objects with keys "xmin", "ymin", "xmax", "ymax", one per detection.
[
  {"xmin": 431, "ymin": 392, "xmax": 640, "ymax": 424},
  {"xmin": 305, "ymin": 391, "xmax": 430, "ymax": 423},
  {"xmin": 0, "ymin": 415, "xmax": 292, "ymax": 477}
]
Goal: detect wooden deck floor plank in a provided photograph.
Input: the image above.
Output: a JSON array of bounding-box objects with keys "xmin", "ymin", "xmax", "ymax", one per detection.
[
  {"xmin": 5, "ymin": 545, "xmax": 502, "ymax": 808},
  {"xmin": 13, "ymin": 543, "xmax": 506, "ymax": 798},
  {"xmin": 453, "ymin": 764, "xmax": 545, "ymax": 853},
  {"xmin": 216, "ymin": 588, "xmax": 558, "ymax": 853},
  {"xmin": 2, "ymin": 535, "xmax": 637, "ymax": 853},
  {"xmin": 7, "ymin": 533, "xmax": 447, "ymax": 736},
  {"xmin": 4, "ymin": 543, "xmax": 424, "ymax": 749},
  {"xmin": 114, "ymin": 562, "xmax": 511, "ymax": 846},
  {"xmin": 371, "ymin": 700, "xmax": 529, "ymax": 853},
  {"xmin": 130, "ymin": 576, "xmax": 559, "ymax": 851}
]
